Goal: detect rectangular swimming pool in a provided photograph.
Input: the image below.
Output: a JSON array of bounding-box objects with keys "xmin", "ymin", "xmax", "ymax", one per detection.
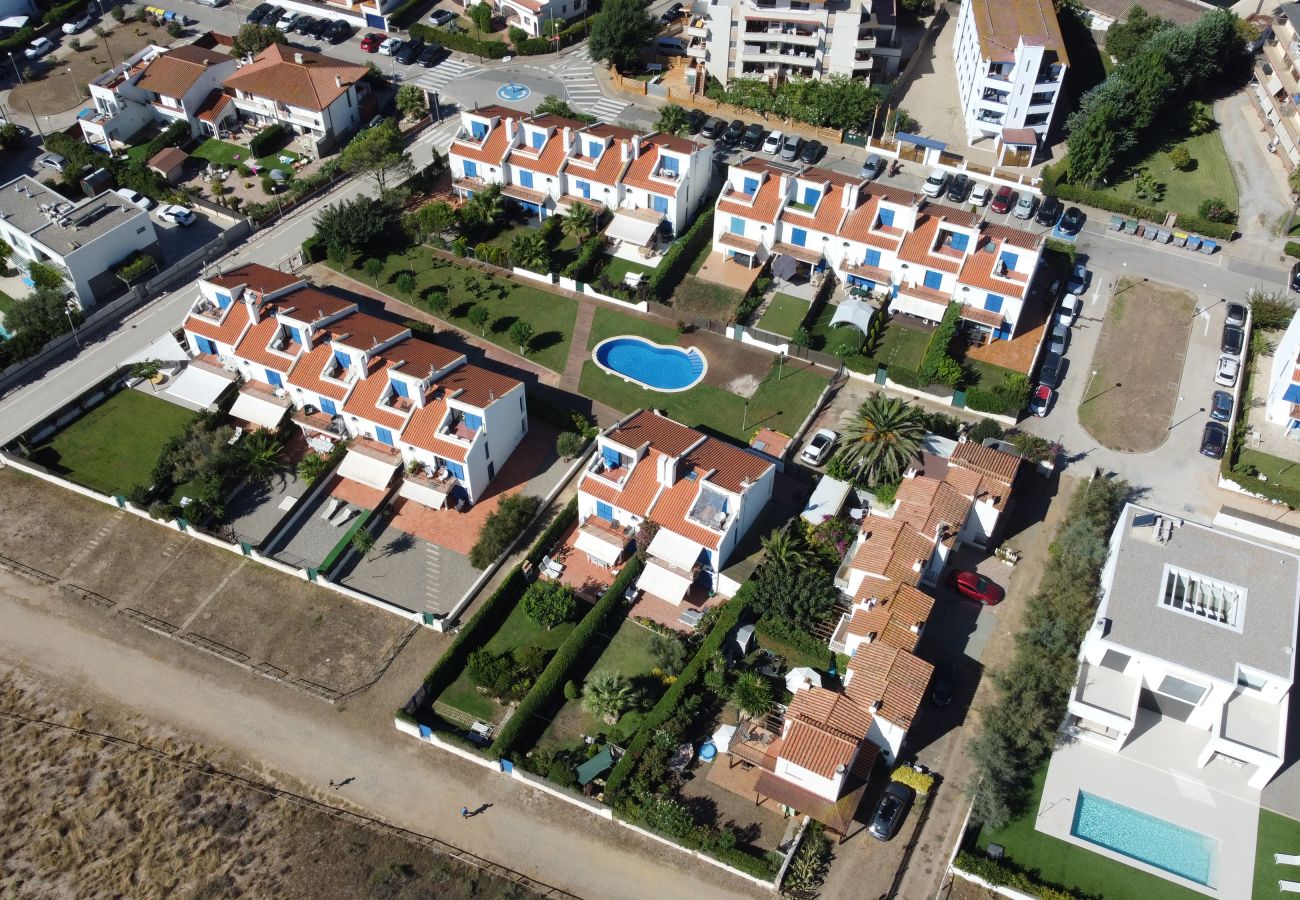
[{"xmin": 1071, "ymin": 790, "xmax": 1217, "ymax": 887}]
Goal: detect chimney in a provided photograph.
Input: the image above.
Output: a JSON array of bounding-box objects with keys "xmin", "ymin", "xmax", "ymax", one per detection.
[
  {"xmin": 245, "ymin": 287, "xmax": 261, "ymax": 324},
  {"xmin": 779, "ymin": 173, "xmax": 790, "ymax": 199},
  {"xmin": 620, "ymin": 140, "xmax": 630, "ymax": 163},
  {"xmin": 657, "ymin": 453, "xmax": 677, "ymax": 487},
  {"xmin": 505, "ymin": 117, "xmax": 516, "ymax": 140},
  {"xmin": 562, "ymin": 126, "xmax": 572, "ymax": 153},
  {"xmin": 843, "ymin": 181, "xmax": 860, "ymax": 210},
  {"xmin": 294, "ymin": 52, "xmax": 304, "ymax": 64},
  {"xmin": 910, "ymin": 623, "xmax": 921, "ymax": 634},
  {"xmin": 335, "ymin": 75, "xmax": 342, "ymax": 88},
  {"xmin": 835, "ymin": 763, "xmax": 847, "ymax": 776},
  {"xmin": 631, "ymin": 135, "xmax": 641, "ymax": 159},
  {"xmin": 871, "ymin": 700, "xmax": 882, "ymax": 714}
]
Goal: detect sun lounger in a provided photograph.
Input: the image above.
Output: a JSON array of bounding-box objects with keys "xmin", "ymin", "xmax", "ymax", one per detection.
[
  {"xmin": 227, "ymin": 426, "xmax": 243, "ymax": 445},
  {"xmin": 1280, "ymin": 880, "xmax": 1300, "ymax": 893},
  {"xmin": 1277, "ymin": 854, "xmax": 1300, "ymax": 865},
  {"xmin": 320, "ymin": 497, "xmax": 342, "ymax": 521},
  {"xmin": 542, "ymin": 555, "xmax": 564, "ymax": 578}
]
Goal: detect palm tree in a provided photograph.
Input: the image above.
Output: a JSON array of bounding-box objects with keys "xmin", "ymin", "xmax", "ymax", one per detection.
[
  {"xmin": 509, "ymin": 230, "xmax": 550, "ymax": 272},
  {"xmin": 582, "ymin": 671, "xmax": 636, "ymax": 725},
  {"xmin": 655, "ymin": 103, "xmax": 691, "ymax": 137},
  {"xmin": 731, "ymin": 671, "xmax": 773, "ymax": 719},
  {"xmin": 561, "ymin": 202, "xmax": 596, "ymax": 242},
  {"xmin": 838, "ymin": 392, "xmax": 927, "ymax": 486},
  {"xmin": 241, "ymin": 432, "xmax": 288, "ymax": 485},
  {"xmin": 761, "ymin": 527, "xmax": 806, "ymax": 570},
  {"xmin": 460, "ymin": 184, "xmax": 505, "ymax": 229}
]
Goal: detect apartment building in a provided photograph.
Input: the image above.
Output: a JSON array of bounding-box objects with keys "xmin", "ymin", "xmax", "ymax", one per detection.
[
  {"xmin": 448, "ymin": 106, "xmax": 715, "ymax": 247},
  {"xmin": 952, "ymin": 0, "xmax": 1068, "ymax": 152},
  {"xmin": 0, "ymin": 175, "xmax": 161, "ymax": 309},
  {"xmin": 1065, "ymin": 505, "xmax": 1298, "ymax": 790},
  {"xmin": 80, "ymin": 40, "xmax": 238, "ymax": 151},
  {"xmin": 688, "ymin": 0, "xmax": 901, "ymax": 88},
  {"xmin": 714, "ymin": 158, "xmax": 1044, "ymax": 341},
  {"xmin": 577, "ymin": 410, "xmax": 775, "ymax": 602},
  {"xmin": 1255, "ymin": 4, "xmax": 1300, "ymax": 172},
  {"xmin": 180, "ymin": 265, "xmax": 527, "ymax": 504},
  {"xmin": 1265, "ymin": 310, "xmax": 1300, "ymax": 435}
]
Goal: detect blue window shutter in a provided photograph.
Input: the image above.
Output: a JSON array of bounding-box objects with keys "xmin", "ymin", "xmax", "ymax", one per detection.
[
  {"xmin": 923, "ymin": 270, "xmax": 943, "ymax": 290},
  {"xmin": 287, "ymin": 325, "xmax": 303, "ymax": 345},
  {"xmin": 195, "ymin": 336, "xmax": 216, "ymax": 354},
  {"xmin": 999, "ymin": 250, "xmax": 1019, "ymax": 270},
  {"xmin": 1286, "ymin": 384, "xmax": 1300, "ymax": 404},
  {"xmin": 984, "ymin": 293, "xmax": 1004, "ymax": 312},
  {"xmin": 791, "ymin": 228, "xmax": 807, "ymax": 247},
  {"xmin": 802, "ymin": 187, "xmax": 820, "ymax": 206},
  {"xmin": 391, "ymin": 379, "xmax": 409, "ymax": 398},
  {"xmin": 333, "ymin": 350, "xmax": 350, "ymax": 369},
  {"xmin": 652, "ymin": 195, "xmax": 669, "ymax": 214},
  {"xmin": 596, "ymin": 500, "xmax": 613, "ymax": 520},
  {"xmin": 661, "ymin": 156, "xmax": 679, "ymax": 173},
  {"xmin": 589, "ymin": 141, "xmax": 603, "ymax": 158},
  {"xmin": 376, "ymin": 426, "xmax": 394, "ymax": 446},
  {"xmin": 319, "ymin": 397, "xmax": 337, "ymax": 415},
  {"xmin": 464, "ymin": 160, "xmax": 477, "ymax": 178},
  {"xmin": 215, "ymin": 292, "xmax": 232, "ymax": 309},
  {"xmin": 742, "ymin": 177, "xmax": 758, "ymax": 194},
  {"xmin": 463, "ymin": 412, "xmax": 483, "ymax": 430},
  {"xmin": 471, "ymin": 121, "xmax": 487, "ymax": 139},
  {"xmin": 518, "ymin": 170, "xmax": 533, "ymax": 188},
  {"xmin": 531, "ymin": 131, "xmax": 544, "ymax": 148},
  {"xmin": 949, "ymin": 232, "xmax": 969, "ymax": 252},
  {"xmin": 864, "ymin": 249, "xmax": 881, "ymax": 267},
  {"xmin": 878, "ymin": 208, "xmax": 895, "ymax": 227},
  {"xmin": 602, "ymin": 446, "xmax": 621, "ymax": 467},
  {"xmin": 265, "ymin": 369, "xmax": 283, "ymax": 387},
  {"xmin": 577, "ymin": 180, "xmax": 590, "ymax": 198},
  {"xmin": 730, "ymin": 216, "xmax": 745, "ymax": 235}
]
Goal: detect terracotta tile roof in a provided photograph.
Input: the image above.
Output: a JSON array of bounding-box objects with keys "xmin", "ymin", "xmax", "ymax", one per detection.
[
  {"xmin": 585, "ymin": 122, "xmax": 639, "ymax": 142},
  {"xmin": 754, "ymin": 767, "xmax": 871, "ymax": 833},
  {"xmin": 194, "ymin": 88, "xmax": 232, "ymax": 123},
  {"xmin": 648, "ymin": 472, "xmax": 723, "ymax": 550},
  {"xmin": 286, "ymin": 340, "xmax": 352, "ymax": 402},
  {"xmin": 563, "ymin": 137, "xmax": 628, "ymax": 186},
  {"xmin": 223, "ymin": 44, "xmax": 365, "ymax": 112},
  {"xmin": 968, "ymin": 0, "xmax": 1068, "ymax": 65},
  {"xmin": 608, "ymin": 410, "xmax": 704, "ymax": 457},
  {"xmin": 898, "ymin": 215, "xmax": 961, "ymax": 274},
  {"xmin": 893, "ymin": 477, "xmax": 971, "ymax": 541},
  {"xmin": 430, "ymin": 361, "xmax": 521, "ymax": 408},
  {"xmin": 208, "ymin": 263, "xmax": 301, "ymax": 295},
  {"xmin": 135, "ymin": 44, "xmax": 229, "ymax": 100},
  {"xmin": 957, "ymin": 241, "xmax": 1030, "ymax": 299},
  {"xmin": 921, "ymin": 201, "xmax": 980, "ymax": 228},
  {"xmin": 943, "ymin": 464, "xmax": 983, "ymax": 499},
  {"xmin": 507, "ymin": 130, "xmax": 570, "ymax": 176},
  {"xmin": 649, "ymin": 132, "xmax": 705, "ymax": 155},
  {"xmin": 525, "ymin": 113, "xmax": 588, "ymax": 130},
  {"xmin": 148, "ymin": 146, "xmax": 187, "ymax": 171},
  {"xmin": 399, "ymin": 395, "xmax": 469, "ymax": 462},
  {"xmin": 450, "ymin": 122, "xmax": 512, "ymax": 165},
  {"xmin": 719, "ymin": 232, "xmax": 761, "ymax": 253},
  {"xmin": 342, "ymin": 358, "xmax": 409, "ymax": 431},
  {"xmin": 781, "ymin": 181, "xmax": 849, "ymax": 235},
  {"xmin": 847, "ymin": 582, "xmax": 935, "ymax": 653},
  {"xmin": 983, "ymin": 223, "xmax": 1043, "ymax": 250},
  {"xmin": 883, "ymin": 528, "xmax": 937, "ymax": 584},
  {"xmin": 851, "ymin": 518, "xmax": 905, "ymax": 577},
  {"xmin": 788, "ymin": 685, "xmax": 873, "ymax": 740},
  {"xmin": 185, "ymin": 302, "xmax": 251, "ymax": 345},
  {"xmin": 837, "ymin": 192, "xmax": 907, "ymax": 249},
  {"xmin": 581, "ymin": 448, "xmax": 666, "ymax": 518},
  {"xmin": 958, "ymin": 304, "xmax": 1006, "ymax": 328},
  {"xmin": 781, "ymin": 718, "xmax": 859, "ymax": 779},
  {"xmin": 235, "ymin": 314, "xmax": 300, "ymax": 373},
  {"xmin": 467, "ymin": 104, "xmax": 528, "ymax": 120},
  {"xmin": 950, "ymin": 440, "xmax": 1021, "ymax": 484},
  {"xmin": 331, "ymin": 312, "xmax": 408, "ymax": 352},
  {"xmin": 717, "ymin": 176, "xmax": 784, "ymax": 224},
  {"xmin": 844, "ymin": 643, "xmax": 933, "ymax": 729},
  {"xmin": 867, "ymin": 182, "xmax": 923, "ymax": 207},
  {"xmin": 622, "ymin": 146, "xmax": 682, "ymax": 198},
  {"xmin": 276, "ymin": 286, "xmax": 356, "ymax": 323}
]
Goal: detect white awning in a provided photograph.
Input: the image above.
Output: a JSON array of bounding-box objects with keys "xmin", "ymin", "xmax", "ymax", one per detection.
[
  {"xmin": 0, "ymin": 15, "xmax": 30, "ymax": 28},
  {"xmin": 575, "ymin": 528, "xmax": 624, "ymax": 566},
  {"xmin": 637, "ymin": 559, "xmax": 694, "ymax": 605},
  {"xmin": 123, "ymin": 332, "xmax": 190, "ymax": 366},
  {"xmin": 337, "ymin": 447, "xmax": 400, "ymax": 491},
  {"xmin": 802, "ymin": 476, "xmax": 852, "ymax": 524},
  {"xmin": 786, "ymin": 666, "xmax": 823, "ymax": 694},
  {"xmin": 159, "ymin": 365, "xmax": 233, "ymax": 411},
  {"xmin": 607, "ymin": 210, "xmax": 663, "ymax": 247},
  {"xmin": 646, "ymin": 527, "xmax": 705, "ymax": 571},
  {"xmin": 229, "ymin": 390, "xmax": 288, "ymax": 429},
  {"xmin": 830, "ymin": 297, "xmax": 875, "ymax": 333}
]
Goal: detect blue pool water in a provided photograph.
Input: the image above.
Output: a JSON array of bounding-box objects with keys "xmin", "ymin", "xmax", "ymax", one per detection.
[
  {"xmin": 593, "ymin": 337, "xmax": 706, "ymax": 392},
  {"xmin": 1070, "ymin": 791, "xmax": 1217, "ymax": 886}
]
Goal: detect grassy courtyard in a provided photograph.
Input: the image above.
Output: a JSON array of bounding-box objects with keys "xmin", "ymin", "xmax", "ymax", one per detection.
[
  {"xmin": 975, "ymin": 766, "xmax": 1204, "ymax": 900},
  {"xmin": 1255, "ymin": 809, "xmax": 1300, "ymax": 899},
  {"xmin": 1095, "ymin": 129, "xmax": 1239, "ymax": 222},
  {"xmin": 28, "ymin": 389, "xmax": 194, "ymax": 495},
  {"xmin": 190, "ymin": 137, "xmax": 301, "ymax": 175},
  {"xmin": 601, "ymin": 256, "xmax": 658, "ymax": 287},
  {"xmin": 331, "ymin": 248, "xmax": 579, "ymax": 373},
  {"xmin": 757, "ymin": 293, "xmax": 810, "ymax": 337},
  {"xmin": 586, "ymin": 306, "xmax": 679, "ymax": 350},
  {"xmin": 1237, "ymin": 449, "xmax": 1300, "ymax": 495}
]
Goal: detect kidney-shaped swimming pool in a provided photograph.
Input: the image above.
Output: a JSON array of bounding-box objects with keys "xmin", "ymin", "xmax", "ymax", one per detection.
[{"xmin": 592, "ymin": 336, "xmax": 707, "ymax": 392}]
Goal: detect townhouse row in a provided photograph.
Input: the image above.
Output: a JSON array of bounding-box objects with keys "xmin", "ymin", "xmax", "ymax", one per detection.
[
  {"xmin": 182, "ymin": 264, "xmax": 526, "ymax": 505},
  {"xmin": 447, "ymin": 105, "xmax": 715, "ymax": 253},
  {"xmin": 713, "ymin": 157, "xmax": 1044, "ymax": 342}
]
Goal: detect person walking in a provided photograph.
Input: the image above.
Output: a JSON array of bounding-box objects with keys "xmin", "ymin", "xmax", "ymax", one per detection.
[{"xmin": 460, "ymin": 806, "xmax": 470, "ymax": 819}]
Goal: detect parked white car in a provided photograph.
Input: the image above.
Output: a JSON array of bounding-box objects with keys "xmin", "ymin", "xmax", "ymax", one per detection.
[
  {"xmin": 62, "ymin": 12, "xmax": 94, "ymax": 34},
  {"xmin": 25, "ymin": 37, "xmax": 54, "ymax": 59},
  {"xmin": 761, "ymin": 130, "xmax": 783, "ymax": 154},
  {"xmin": 969, "ymin": 184, "xmax": 991, "ymax": 207},
  {"xmin": 158, "ymin": 204, "xmax": 195, "ymax": 226},
  {"xmin": 801, "ymin": 429, "xmax": 838, "ymax": 466},
  {"xmin": 1215, "ymin": 355, "xmax": 1240, "ymax": 387},
  {"xmin": 1058, "ymin": 293, "xmax": 1081, "ymax": 327},
  {"xmin": 378, "ymin": 36, "xmax": 402, "ymax": 55},
  {"xmin": 114, "ymin": 188, "xmax": 155, "ymax": 211},
  {"xmin": 922, "ymin": 168, "xmax": 948, "ymax": 198}
]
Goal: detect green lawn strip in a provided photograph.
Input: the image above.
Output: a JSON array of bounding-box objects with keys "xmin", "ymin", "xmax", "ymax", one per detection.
[
  {"xmin": 439, "ymin": 671, "xmax": 500, "ymax": 722},
  {"xmin": 686, "ymin": 234, "xmax": 715, "ymax": 275},
  {"xmin": 28, "ymin": 390, "xmax": 194, "ymax": 495},
  {"xmin": 586, "ymin": 306, "xmax": 680, "ymax": 350},
  {"xmin": 963, "ymin": 356, "xmax": 1024, "ymax": 392},
  {"xmin": 975, "ymin": 765, "xmax": 1204, "ymax": 900},
  {"xmin": 757, "ymin": 293, "xmax": 810, "ymax": 337},
  {"xmin": 1238, "ymin": 449, "xmax": 1300, "ymax": 493},
  {"xmin": 1255, "ymin": 809, "xmax": 1300, "ymax": 899},
  {"xmin": 333, "ymin": 249, "xmax": 578, "ymax": 373},
  {"xmin": 601, "ymin": 256, "xmax": 658, "ymax": 286},
  {"xmin": 190, "ymin": 137, "xmax": 300, "ymax": 174},
  {"xmin": 875, "ymin": 322, "xmax": 930, "ymax": 370},
  {"xmin": 578, "ymin": 358, "xmax": 826, "ymax": 442},
  {"xmin": 753, "ymin": 625, "xmax": 825, "ymax": 671},
  {"xmin": 1094, "ymin": 129, "xmax": 1239, "ymax": 221}
]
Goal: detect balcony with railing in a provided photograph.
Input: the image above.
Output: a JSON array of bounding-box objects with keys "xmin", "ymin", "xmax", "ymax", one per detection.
[
  {"xmin": 976, "ymin": 110, "xmax": 1004, "ymax": 125},
  {"xmin": 981, "ymin": 89, "xmax": 1008, "ymax": 105},
  {"xmin": 684, "ymin": 16, "xmax": 708, "ymax": 37},
  {"xmin": 986, "ymin": 63, "xmax": 1013, "ymax": 82},
  {"xmin": 741, "ymin": 42, "xmax": 819, "ymax": 64},
  {"xmin": 1035, "ymin": 66, "xmax": 1064, "ymax": 84},
  {"xmin": 439, "ymin": 410, "xmax": 479, "ymax": 443},
  {"xmin": 586, "ymin": 448, "xmax": 633, "ymax": 487}
]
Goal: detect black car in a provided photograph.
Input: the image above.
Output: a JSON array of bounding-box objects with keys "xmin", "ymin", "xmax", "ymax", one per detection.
[
  {"xmin": 293, "ymin": 14, "xmax": 316, "ymax": 33},
  {"xmin": 326, "ymin": 18, "xmax": 352, "ymax": 42},
  {"xmin": 310, "ymin": 16, "xmax": 333, "ymax": 37},
  {"xmin": 658, "ymin": 8, "xmax": 677, "ymax": 25},
  {"xmin": 1210, "ymin": 390, "xmax": 1234, "ymax": 423},
  {"xmin": 417, "ymin": 42, "xmax": 445, "ymax": 66},
  {"xmin": 1200, "ymin": 422, "xmax": 1228, "ymax": 459},
  {"xmin": 1036, "ymin": 195, "xmax": 1063, "ymax": 227},
  {"xmin": 260, "ymin": 6, "xmax": 284, "ymax": 26},
  {"xmin": 395, "ymin": 38, "xmax": 423, "ymax": 64},
  {"xmin": 799, "ymin": 139, "xmax": 824, "ymax": 163},
  {"xmin": 740, "ymin": 122, "xmax": 765, "ymax": 151},
  {"xmin": 1222, "ymin": 324, "xmax": 1244, "ymax": 356},
  {"xmin": 930, "ymin": 662, "xmax": 954, "ymax": 707},
  {"xmin": 1039, "ymin": 351, "xmax": 1063, "ymax": 389},
  {"xmin": 1058, "ymin": 206, "xmax": 1085, "ymax": 235},
  {"xmin": 868, "ymin": 782, "xmax": 915, "ymax": 841},
  {"xmin": 701, "ymin": 116, "xmax": 725, "ymax": 140},
  {"xmin": 1292, "ymin": 260, "xmax": 1300, "ymax": 293},
  {"xmin": 722, "ymin": 118, "xmax": 745, "ymax": 144},
  {"xmin": 246, "ymin": 2, "xmax": 274, "ymax": 22},
  {"xmin": 945, "ymin": 173, "xmax": 970, "ymax": 203},
  {"xmin": 686, "ymin": 107, "xmax": 707, "ymax": 134}
]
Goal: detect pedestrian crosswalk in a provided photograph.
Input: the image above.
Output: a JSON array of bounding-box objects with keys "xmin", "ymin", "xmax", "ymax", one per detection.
[
  {"xmin": 412, "ymin": 57, "xmax": 482, "ymax": 94},
  {"xmin": 553, "ymin": 53, "xmax": 629, "ymax": 124}
]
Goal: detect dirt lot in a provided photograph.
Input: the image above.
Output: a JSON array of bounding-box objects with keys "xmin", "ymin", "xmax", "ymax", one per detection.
[
  {"xmin": 1078, "ymin": 278, "xmax": 1196, "ymax": 453},
  {"xmin": 10, "ymin": 20, "xmax": 175, "ymax": 116},
  {"xmin": 0, "ymin": 665, "xmax": 538, "ymax": 900},
  {"xmin": 0, "ymin": 467, "xmax": 413, "ymax": 696}
]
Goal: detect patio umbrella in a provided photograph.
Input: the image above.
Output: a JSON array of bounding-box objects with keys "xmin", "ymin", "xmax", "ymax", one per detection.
[
  {"xmin": 772, "ymin": 253, "xmax": 798, "ymax": 282},
  {"xmin": 269, "ymin": 168, "xmax": 287, "ymax": 181}
]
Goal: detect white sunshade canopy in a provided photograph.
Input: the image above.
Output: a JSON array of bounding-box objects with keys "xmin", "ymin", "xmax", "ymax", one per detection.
[
  {"xmin": 710, "ymin": 723, "xmax": 737, "ymax": 753},
  {"xmin": 575, "ymin": 528, "xmax": 624, "ymax": 566},
  {"xmin": 637, "ymin": 559, "xmax": 693, "ymax": 605},
  {"xmin": 786, "ymin": 666, "xmax": 824, "ymax": 694},
  {"xmin": 830, "ymin": 297, "xmax": 876, "ymax": 333},
  {"xmin": 802, "ymin": 476, "xmax": 852, "ymax": 524},
  {"xmin": 607, "ymin": 210, "xmax": 663, "ymax": 247},
  {"xmin": 163, "ymin": 365, "xmax": 233, "ymax": 410},
  {"xmin": 646, "ymin": 527, "xmax": 705, "ymax": 571},
  {"xmin": 337, "ymin": 447, "xmax": 400, "ymax": 491},
  {"xmin": 229, "ymin": 390, "xmax": 288, "ymax": 429},
  {"xmin": 123, "ymin": 332, "xmax": 190, "ymax": 366},
  {"xmin": 0, "ymin": 15, "xmax": 30, "ymax": 27}
]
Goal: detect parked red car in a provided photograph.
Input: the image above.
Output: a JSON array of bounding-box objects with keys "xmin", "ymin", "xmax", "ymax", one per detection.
[
  {"xmin": 948, "ymin": 570, "xmax": 1005, "ymax": 605},
  {"xmin": 990, "ymin": 186, "xmax": 1015, "ymax": 215},
  {"xmin": 360, "ymin": 32, "xmax": 385, "ymax": 52}
]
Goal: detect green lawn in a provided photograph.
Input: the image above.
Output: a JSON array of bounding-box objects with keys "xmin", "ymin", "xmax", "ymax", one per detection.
[
  {"xmin": 963, "ymin": 356, "xmax": 1026, "ymax": 394},
  {"xmin": 1255, "ymin": 809, "xmax": 1300, "ymax": 899},
  {"xmin": 28, "ymin": 389, "xmax": 194, "ymax": 495},
  {"xmin": 687, "ymin": 234, "xmax": 714, "ymax": 276},
  {"xmin": 601, "ymin": 255, "xmax": 658, "ymax": 287},
  {"xmin": 1095, "ymin": 129, "xmax": 1238, "ymax": 221},
  {"xmin": 487, "ymin": 222, "xmax": 582, "ymax": 272},
  {"xmin": 674, "ymin": 274, "xmax": 746, "ymax": 321},
  {"xmin": 808, "ymin": 304, "xmax": 930, "ymax": 372},
  {"xmin": 976, "ymin": 765, "xmax": 1204, "ymax": 900},
  {"xmin": 586, "ymin": 306, "xmax": 679, "ymax": 350},
  {"xmin": 757, "ymin": 293, "xmax": 810, "ymax": 337},
  {"xmin": 579, "ymin": 357, "xmax": 828, "ymax": 443},
  {"xmin": 190, "ymin": 137, "xmax": 300, "ymax": 175},
  {"xmin": 1238, "ymin": 449, "xmax": 1300, "ymax": 493},
  {"xmin": 331, "ymin": 248, "xmax": 579, "ymax": 373}
]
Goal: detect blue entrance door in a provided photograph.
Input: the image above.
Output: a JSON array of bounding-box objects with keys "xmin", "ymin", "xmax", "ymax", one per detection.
[{"xmin": 195, "ymin": 336, "xmax": 216, "ymax": 355}]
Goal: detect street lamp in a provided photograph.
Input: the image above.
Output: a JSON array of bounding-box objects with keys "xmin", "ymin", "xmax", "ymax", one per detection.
[
  {"xmin": 9, "ymin": 52, "xmax": 23, "ymax": 84},
  {"xmin": 64, "ymin": 300, "xmax": 82, "ymax": 348}
]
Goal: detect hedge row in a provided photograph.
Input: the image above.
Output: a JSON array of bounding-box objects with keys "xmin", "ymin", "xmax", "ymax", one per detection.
[
  {"xmin": 489, "ymin": 556, "xmax": 645, "ymax": 756},
  {"xmin": 249, "ymin": 123, "xmax": 286, "ymax": 159},
  {"xmin": 409, "ymin": 23, "xmax": 510, "ymax": 59},
  {"xmin": 647, "ymin": 207, "xmax": 714, "ymax": 299},
  {"xmin": 43, "ymin": 0, "xmax": 90, "ymax": 27},
  {"xmin": 302, "ymin": 234, "xmax": 326, "ymax": 263},
  {"xmin": 565, "ymin": 234, "xmax": 605, "ymax": 282},
  {"xmin": 1043, "ymin": 174, "xmax": 1236, "ymax": 241},
  {"xmin": 0, "ymin": 26, "xmax": 37, "ymax": 54},
  {"xmin": 1287, "ymin": 241, "xmax": 1300, "ymax": 260},
  {"xmin": 604, "ymin": 581, "xmax": 754, "ymax": 802},
  {"xmin": 919, "ymin": 302, "xmax": 961, "ymax": 385},
  {"xmin": 138, "ymin": 119, "xmax": 189, "ymax": 166},
  {"xmin": 954, "ymin": 851, "xmax": 1083, "ymax": 900},
  {"xmin": 411, "ymin": 497, "xmax": 578, "ymax": 711},
  {"xmin": 965, "ymin": 387, "xmax": 1017, "ymax": 415},
  {"xmin": 386, "ymin": 0, "xmax": 428, "ymax": 28},
  {"xmin": 884, "ymin": 365, "xmax": 927, "ymax": 391}
]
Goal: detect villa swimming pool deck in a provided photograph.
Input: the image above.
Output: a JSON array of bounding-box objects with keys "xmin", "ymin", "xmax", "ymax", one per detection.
[{"xmin": 1038, "ymin": 710, "xmax": 1260, "ymax": 898}]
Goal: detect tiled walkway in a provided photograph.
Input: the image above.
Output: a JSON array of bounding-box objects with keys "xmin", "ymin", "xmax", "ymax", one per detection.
[{"xmin": 559, "ymin": 302, "xmax": 596, "ymax": 395}]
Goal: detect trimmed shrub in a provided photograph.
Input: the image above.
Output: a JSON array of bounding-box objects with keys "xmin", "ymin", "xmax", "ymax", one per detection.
[
  {"xmin": 954, "ymin": 851, "xmax": 1087, "ymax": 900},
  {"xmin": 386, "ymin": 0, "xmax": 428, "ymax": 27},
  {"xmin": 885, "ymin": 365, "xmax": 924, "ymax": 390},
  {"xmin": 647, "ymin": 207, "xmax": 714, "ymax": 300},
  {"xmin": 1286, "ymin": 242, "xmax": 1300, "ymax": 260},
  {"xmin": 515, "ymin": 36, "xmax": 552, "ymax": 54},
  {"xmin": 564, "ymin": 236, "xmax": 605, "ymax": 282},
  {"xmin": 469, "ymin": 493, "xmax": 543, "ymax": 569},
  {"xmin": 965, "ymin": 387, "xmax": 1012, "ymax": 414},
  {"xmin": 409, "ymin": 22, "xmax": 511, "ymax": 59},
  {"xmin": 43, "ymin": 0, "xmax": 90, "ymax": 27},
  {"xmin": 249, "ymin": 123, "xmax": 287, "ymax": 158},
  {"xmin": 919, "ymin": 303, "xmax": 962, "ymax": 387},
  {"xmin": 301, "ymin": 234, "xmax": 326, "ymax": 263}
]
